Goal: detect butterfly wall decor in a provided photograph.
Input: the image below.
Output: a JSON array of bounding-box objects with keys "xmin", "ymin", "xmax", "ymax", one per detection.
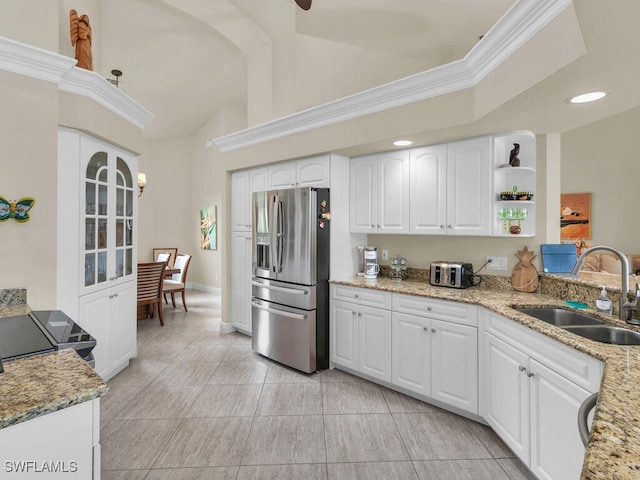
[{"xmin": 0, "ymin": 196, "xmax": 36, "ymax": 222}]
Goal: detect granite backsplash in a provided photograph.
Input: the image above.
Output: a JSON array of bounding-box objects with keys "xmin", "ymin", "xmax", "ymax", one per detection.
[{"xmin": 0, "ymin": 289, "xmax": 26, "ymax": 307}]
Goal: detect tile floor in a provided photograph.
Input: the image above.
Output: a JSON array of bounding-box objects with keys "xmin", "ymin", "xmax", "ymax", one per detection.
[{"xmin": 101, "ymin": 289, "xmax": 537, "ymax": 480}]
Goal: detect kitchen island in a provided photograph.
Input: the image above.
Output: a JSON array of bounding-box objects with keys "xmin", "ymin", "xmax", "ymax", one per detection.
[
  {"xmin": 330, "ymin": 276, "xmax": 640, "ymax": 480},
  {"xmin": 0, "ymin": 304, "xmax": 107, "ymax": 478}
]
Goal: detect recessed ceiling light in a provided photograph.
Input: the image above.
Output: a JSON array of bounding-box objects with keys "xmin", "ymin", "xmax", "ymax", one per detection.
[
  {"xmin": 568, "ymin": 91, "xmax": 608, "ymax": 104},
  {"xmin": 393, "ymin": 140, "xmax": 412, "ymax": 147}
]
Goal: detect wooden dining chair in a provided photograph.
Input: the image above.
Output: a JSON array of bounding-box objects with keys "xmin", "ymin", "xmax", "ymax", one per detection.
[
  {"xmin": 137, "ymin": 262, "xmax": 166, "ymax": 326},
  {"xmin": 163, "ymin": 253, "xmax": 192, "ymax": 312},
  {"xmin": 152, "ymin": 247, "xmax": 178, "ymax": 268}
]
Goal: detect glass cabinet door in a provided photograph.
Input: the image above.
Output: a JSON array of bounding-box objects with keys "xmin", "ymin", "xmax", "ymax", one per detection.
[
  {"xmin": 85, "ymin": 152, "xmax": 109, "ymax": 287},
  {"xmin": 115, "ymin": 157, "xmax": 134, "ymax": 279},
  {"xmin": 83, "ymin": 148, "xmax": 136, "ymax": 291}
]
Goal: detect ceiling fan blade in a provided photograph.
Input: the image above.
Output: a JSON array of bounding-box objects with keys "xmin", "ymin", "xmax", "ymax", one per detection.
[{"xmin": 295, "ymin": 0, "xmax": 311, "ymax": 10}]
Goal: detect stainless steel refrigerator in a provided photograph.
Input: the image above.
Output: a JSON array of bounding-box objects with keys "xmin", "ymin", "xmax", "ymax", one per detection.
[{"xmin": 251, "ymin": 187, "xmax": 330, "ymax": 373}]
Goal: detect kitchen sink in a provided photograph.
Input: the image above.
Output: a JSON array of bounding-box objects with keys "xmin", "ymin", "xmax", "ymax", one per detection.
[
  {"xmin": 562, "ymin": 325, "xmax": 640, "ymax": 346},
  {"xmin": 515, "ymin": 307, "xmax": 605, "ymax": 327}
]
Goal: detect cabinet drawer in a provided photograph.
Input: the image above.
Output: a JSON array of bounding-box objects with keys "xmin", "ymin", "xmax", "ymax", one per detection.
[
  {"xmin": 483, "ymin": 309, "xmax": 602, "ymax": 392},
  {"xmin": 330, "ymin": 284, "xmax": 392, "ymax": 309},
  {"xmin": 392, "ymin": 293, "xmax": 477, "ymax": 326}
]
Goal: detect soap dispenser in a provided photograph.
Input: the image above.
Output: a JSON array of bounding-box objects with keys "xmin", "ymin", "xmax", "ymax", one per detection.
[{"xmin": 596, "ymin": 286, "xmax": 613, "ymax": 315}]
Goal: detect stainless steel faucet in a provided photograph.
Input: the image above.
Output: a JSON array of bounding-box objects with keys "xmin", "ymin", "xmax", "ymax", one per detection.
[{"xmin": 572, "ymin": 245, "xmax": 638, "ymax": 323}]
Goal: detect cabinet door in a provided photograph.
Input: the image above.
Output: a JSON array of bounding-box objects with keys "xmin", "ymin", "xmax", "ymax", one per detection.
[
  {"xmin": 430, "ymin": 320, "xmax": 478, "ymax": 414},
  {"xmin": 231, "ymin": 232, "xmax": 252, "ymax": 333},
  {"xmin": 358, "ymin": 305, "xmax": 392, "ymax": 382},
  {"xmin": 483, "ymin": 332, "xmax": 530, "ymax": 463},
  {"xmin": 377, "ymin": 150, "xmax": 410, "ymax": 233},
  {"xmin": 392, "ymin": 312, "xmax": 430, "ymax": 396},
  {"xmin": 110, "ymin": 281, "xmax": 136, "ymax": 375},
  {"xmin": 79, "ymin": 291, "xmax": 111, "ymax": 379},
  {"xmin": 268, "ymin": 162, "xmax": 296, "ymax": 189},
  {"xmin": 81, "ymin": 137, "xmax": 137, "ymax": 294},
  {"xmin": 529, "ymin": 359, "xmax": 590, "ymax": 480},
  {"xmin": 297, "ymin": 156, "xmax": 329, "ymax": 187},
  {"xmin": 330, "ymin": 300, "xmax": 359, "ymax": 370},
  {"xmin": 446, "ymin": 137, "xmax": 491, "ymax": 235},
  {"xmin": 409, "ymin": 145, "xmax": 447, "ymax": 234},
  {"xmin": 250, "ymin": 167, "xmax": 268, "ymax": 193},
  {"xmin": 349, "ymin": 156, "xmax": 377, "ymax": 233},
  {"xmin": 231, "ymin": 171, "xmax": 251, "ymax": 231}
]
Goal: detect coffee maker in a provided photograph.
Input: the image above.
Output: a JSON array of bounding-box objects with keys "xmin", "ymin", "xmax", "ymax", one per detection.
[{"xmin": 364, "ymin": 247, "xmax": 379, "ymax": 279}]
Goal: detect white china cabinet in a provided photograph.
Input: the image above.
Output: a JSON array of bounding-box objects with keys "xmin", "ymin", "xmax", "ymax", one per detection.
[{"xmin": 57, "ymin": 128, "xmax": 137, "ymax": 381}]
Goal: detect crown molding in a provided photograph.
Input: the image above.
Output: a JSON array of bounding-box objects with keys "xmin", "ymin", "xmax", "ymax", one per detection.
[
  {"xmin": 59, "ymin": 67, "xmax": 153, "ymax": 129},
  {"xmin": 0, "ymin": 36, "xmax": 153, "ymax": 129},
  {"xmin": 210, "ymin": 0, "xmax": 572, "ymax": 152},
  {"xmin": 0, "ymin": 36, "xmax": 76, "ymax": 83}
]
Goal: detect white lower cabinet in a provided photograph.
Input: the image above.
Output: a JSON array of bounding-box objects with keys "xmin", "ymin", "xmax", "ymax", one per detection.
[
  {"xmin": 79, "ymin": 282, "xmax": 135, "ymax": 381},
  {"xmin": 330, "ymin": 285, "xmax": 392, "ymax": 382},
  {"xmin": 392, "ymin": 312, "xmax": 478, "ymax": 414},
  {"xmin": 231, "ymin": 231, "xmax": 252, "ymax": 334},
  {"xmin": 480, "ymin": 309, "xmax": 602, "ymax": 480},
  {"xmin": 0, "ymin": 399, "xmax": 100, "ymax": 478}
]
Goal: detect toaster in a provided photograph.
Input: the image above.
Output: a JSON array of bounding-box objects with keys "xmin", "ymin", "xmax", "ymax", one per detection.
[{"xmin": 429, "ymin": 261, "xmax": 474, "ymax": 289}]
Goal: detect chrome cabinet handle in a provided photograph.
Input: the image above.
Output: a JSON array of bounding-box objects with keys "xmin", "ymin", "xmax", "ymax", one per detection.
[
  {"xmin": 423, "ymin": 326, "xmax": 429, "ymax": 331},
  {"xmin": 527, "ymin": 372, "xmax": 534, "ymax": 378},
  {"xmin": 519, "ymin": 365, "xmax": 527, "ymax": 372},
  {"xmin": 427, "ymin": 307, "xmax": 432, "ymax": 312},
  {"xmin": 431, "ymin": 328, "xmax": 436, "ymax": 333}
]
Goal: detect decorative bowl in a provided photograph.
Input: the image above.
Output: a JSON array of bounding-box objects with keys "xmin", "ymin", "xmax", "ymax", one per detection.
[{"xmin": 499, "ymin": 191, "xmax": 533, "ymax": 201}]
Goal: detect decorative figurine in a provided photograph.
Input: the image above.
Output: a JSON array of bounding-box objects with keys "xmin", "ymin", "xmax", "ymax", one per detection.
[
  {"xmin": 70, "ymin": 9, "xmax": 93, "ymax": 71},
  {"xmin": 509, "ymin": 143, "xmax": 520, "ymax": 167},
  {"xmin": 512, "ymin": 246, "xmax": 538, "ymax": 292}
]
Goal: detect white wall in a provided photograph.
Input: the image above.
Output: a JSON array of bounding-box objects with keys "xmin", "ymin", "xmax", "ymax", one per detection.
[{"xmin": 561, "ymin": 105, "xmax": 640, "ymax": 253}]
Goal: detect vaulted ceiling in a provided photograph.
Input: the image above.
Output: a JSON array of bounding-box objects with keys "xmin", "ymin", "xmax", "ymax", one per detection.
[{"xmin": 98, "ymin": 0, "xmax": 515, "ymax": 141}]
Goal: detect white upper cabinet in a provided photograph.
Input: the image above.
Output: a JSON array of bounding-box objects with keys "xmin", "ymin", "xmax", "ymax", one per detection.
[
  {"xmin": 267, "ymin": 155, "xmax": 330, "ymax": 189},
  {"xmin": 409, "ymin": 144, "xmax": 447, "ymax": 234},
  {"xmin": 297, "ymin": 155, "xmax": 330, "ymax": 187},
  {"xmin": 351, "ymin": 131, "xmax": 534, "ymax": 236},
  {"xmin": 446, "ymin": 136, "xmax": 492, "ymax": 236},
  {"xmin": 349, "ymin": 155, "xmax": 377, "ymax": 233},
  {"xmin": 350, "ymin": 151, "xmax": 410, "ymax": 233},
  {"xmin": 250, "ymin": 167, "xmax": 268, "ymax": 193},
  {"xmin": 268, "ymin": 163, "xmax": 296, "ymax": 189}
]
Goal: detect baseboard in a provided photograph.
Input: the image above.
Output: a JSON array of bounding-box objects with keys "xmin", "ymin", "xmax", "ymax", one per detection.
[
  {"xmin": 220, "ymin": 322, "xmax": 236, "ymax": 334},
  {"xmin": 186, "ymin": 283, "xmax": 221, "ymax": 294}
]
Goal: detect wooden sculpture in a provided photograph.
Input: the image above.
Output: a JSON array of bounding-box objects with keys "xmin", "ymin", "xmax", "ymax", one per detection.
[
  {"xmin": 70, "ymin": 9, "xmax": 93, "ymax": 71},
  {"xmin": 512, "ymin": 246, "xmax": 539, "ymax": 292},
  {"xmin": 509, "ymin": 143, "xmax": 520, "ymax": 167}
]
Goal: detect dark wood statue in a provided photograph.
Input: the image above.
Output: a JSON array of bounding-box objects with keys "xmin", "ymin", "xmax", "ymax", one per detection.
[
  {"xmin": 70, "ymin": 9, "xmax": 93, "ymax": 71},
  {"xmin": 509, "ymin": 143, "xmax": 520, "ymax": 167}
]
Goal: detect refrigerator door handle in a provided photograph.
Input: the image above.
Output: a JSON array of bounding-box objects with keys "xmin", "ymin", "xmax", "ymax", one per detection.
[
  {"xmin": 274, "ymin": 196, "xmax": 284, "ymax": 273},
  {"xmin": 269, "ymin": 194, "xmax": 279, "ymax": 273},
  {"xmin": 251, "ymin": 301, "xmax": 307, "ymax": 320},
  {"xmin": 251, "ymin": 280, "xmax": 308, "ymax": 295}
]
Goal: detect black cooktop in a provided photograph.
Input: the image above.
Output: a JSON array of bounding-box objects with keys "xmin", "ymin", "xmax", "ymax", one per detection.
[
  {"xmin": 0, "ymin": 310, "xmax": 96, "ymax": 361},
  {"xmin": 0, "ymin": 313, "xmax": 55, "ymax": 360}
]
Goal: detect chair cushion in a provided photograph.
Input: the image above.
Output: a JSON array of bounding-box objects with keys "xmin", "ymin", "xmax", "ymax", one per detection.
[
  {"xmin": 156, "ymin": 253, "xmax": 170, "ymax": 263},
  {"xmin": 163, "ymin": 280, "xmax": 184, "ymax": 292}
]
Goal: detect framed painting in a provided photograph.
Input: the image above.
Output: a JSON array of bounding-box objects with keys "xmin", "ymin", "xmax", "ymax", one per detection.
[
  {"xmin": 200, "ymin": 205, "xmax": 217, "ymax": 250},
  {"xmin": 560, "ymin": 193, "xmax": 591, "ymax": 239}
]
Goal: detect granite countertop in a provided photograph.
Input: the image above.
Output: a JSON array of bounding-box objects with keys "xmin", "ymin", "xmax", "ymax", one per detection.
[
  {"xmin": 0, "ymin": 306, "xmax": 108, "ymax": 431},
  {"xmin": 330, "ymin": 276, "xmax": 640, "ymax": 480}
]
